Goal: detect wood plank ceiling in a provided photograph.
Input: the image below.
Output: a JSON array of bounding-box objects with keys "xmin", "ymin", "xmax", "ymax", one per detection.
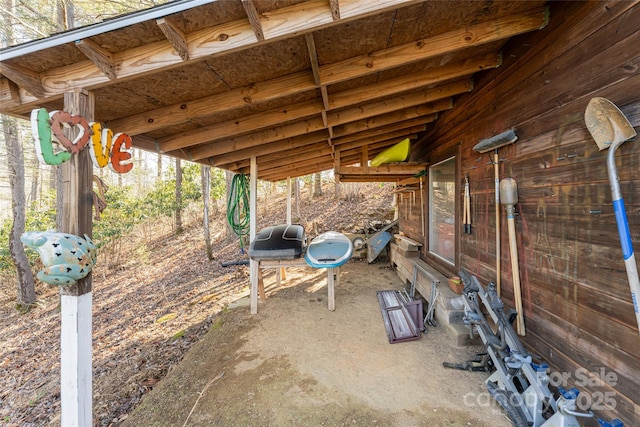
[{"xmin": 0, "ymin": 0, "xmax": 549, "ymax": 182}]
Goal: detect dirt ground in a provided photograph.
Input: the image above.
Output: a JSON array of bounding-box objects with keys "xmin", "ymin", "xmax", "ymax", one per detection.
[
  {"xmin": 1, "ymin": 182, "xmax": 513, "ymax": 426},
  {"xmin": 122, "ymin": 261, "xmax": 512, "ymax": 427}
]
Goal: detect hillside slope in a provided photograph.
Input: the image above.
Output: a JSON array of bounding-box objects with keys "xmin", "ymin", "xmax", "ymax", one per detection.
[{"xmin": 0, "ymin": 181, "xmax": 396, "ymax": 426}]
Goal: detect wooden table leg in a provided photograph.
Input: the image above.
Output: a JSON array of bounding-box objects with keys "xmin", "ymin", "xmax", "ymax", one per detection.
[
  {"xmin": 258, "ymin": 265, "xmax": 266, "ymax": 301},
  {"xmin": 327, "ymin": 267, "xmax": 335, "ymax": 311}
]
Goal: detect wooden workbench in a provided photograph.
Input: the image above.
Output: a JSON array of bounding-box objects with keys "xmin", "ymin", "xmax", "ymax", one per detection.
[{"xmin": 251, "ymin": 257, "xmax": 340, "ymax": 313}]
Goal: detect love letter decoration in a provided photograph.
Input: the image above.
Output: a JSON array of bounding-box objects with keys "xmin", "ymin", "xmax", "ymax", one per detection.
[
  {"xmin": 30, "ymin": 107, "xmax": 133, "ymax": 173},
  {"xmin": 49, "ymin": 110, "xmax": 91, "ymax": 154}
]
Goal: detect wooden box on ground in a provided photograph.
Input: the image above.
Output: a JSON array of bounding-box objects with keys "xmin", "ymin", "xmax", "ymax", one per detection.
[{"xmin": 393, "ymin": 235, "xmax": 421, "ymax": 258}]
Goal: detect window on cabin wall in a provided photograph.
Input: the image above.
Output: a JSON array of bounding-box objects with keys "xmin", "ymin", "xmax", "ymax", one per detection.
[{"xmin": 429, "ymin": 157, "xmax": 456, "ymax": 264}]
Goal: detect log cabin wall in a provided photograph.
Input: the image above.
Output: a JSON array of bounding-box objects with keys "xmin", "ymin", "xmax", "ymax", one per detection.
[{"xmin": 403, "ymin": 1, "xmax": 639, "ymax": 425}]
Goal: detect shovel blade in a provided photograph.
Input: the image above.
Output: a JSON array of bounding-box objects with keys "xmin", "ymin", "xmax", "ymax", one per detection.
[{"xmin": 585, "ymin": 97, "xmax": 636, "ymax": 151}]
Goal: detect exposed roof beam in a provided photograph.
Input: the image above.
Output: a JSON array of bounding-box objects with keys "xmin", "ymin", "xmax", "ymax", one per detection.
[
  {"xmin": 256, "ymin": 147, "xmax": 415, "ymax": 181},
  {"xmin": 319, "ymin": 7, "xmax": 548, "ymax": 85},
  {"xmin": 206, "ymin": 130, "xmax": 329, "ymax": 166},
  {"xmin": 338, "ymin": 137, "xmax": 419, "ymax": 159},
  {"xmin": 305, "ymin": 32, "xmax": 333, "ymax": 144},
  {"xmin": 259, "ymin": 0, "xmax": 415, "ymax": 39},
  {"xmin": 214, "ymin": 118, "xmax": 428, "ymax": 174},
  {"xmin": 228, "ymin": 142, "xmax": 350, "ymax": 175},
  {"xmin": 190, "ymin": 119, "xmax": 328, "ymax": 160},
  {"xmin": 109, "ymin": 71, "xmax": 314, "ymax": 135},
  {"xmin": 328, "ymin": 78, "xmax": 472, "ymax": 126},
  {"xmin": 157, "ymin": 17, "xmax": 190, "ymax": 61},
  {"xmin": 178, "ymin": 81, "xmax": 458, "ymax": 156},
  {"xmin": 3, "ymin": 0, "xmax": 423, "ymax": 110},
  {"xmin": 241, "ymin": 0, "xmax": 265, "ymax": 41},
  {"xmin": 334, "ymin": 123, "xmax": 429, "ymax": 150},
  {"xmin": 159, "ymin": 100, "xmax": 324, "ymax": 152},
  {"xmin": 110, "ymin": 52, "xmax": 485, "ymax": 136},
  {"xmin": 75, "ymin": 39, "xmax": 118, "ymax": 79},
  {"xmin": 305, "ymin": 33, "xmax": 327, "ymax": 106},
  {"xmin": 0, "ymin": 62, "xmax": 44, "ymax": 98},
  {"xmin": 200, "ymin": 109, "xmax": 434, "ymax": 166},
  {"xmin": 213, "ymin": 120, "xmax": 425, "ymax": 169},
  {"xmin": 0, "ymin": 78, "xmax": 20, "ymax": 107},
  {"xmin": 332, "ymin": 100, "xmax": 449, "ymax": 137},
  {"xmin": 0, "ymin": 0, "xmax": 215, "ymax": 60},
  {"xmin": 110, "ymin": 56, "xmax": 466, "ymax": 136},
  {"xmin": 329, "ymin": 52, "xmax": 499, "ymax": 110},
  {"xmin": 258, "ymin": 159, "xmax": 337, "ymax": 181}
]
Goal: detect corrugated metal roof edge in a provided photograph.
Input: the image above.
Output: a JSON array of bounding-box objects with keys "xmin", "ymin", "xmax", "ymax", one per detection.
[{"xmin": 0, "ymin": 0, "xmax": 215, "ymax": 61}]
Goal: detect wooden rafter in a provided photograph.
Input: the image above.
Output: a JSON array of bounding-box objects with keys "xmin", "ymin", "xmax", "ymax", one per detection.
[
  {"xmin": 332, "ymin": 101, "xmax": 448, "ymax": 137},
  {"xmin": 0, "ymin": 78, "xmax": 20, "ymax": 107},
  {"xmin": 206, "ymin": 130, "xmax": 329, "ymax": 166},
  {"xmin": 305, "ymin": 32, "xmax": 333, "ymax": 145},
  {"xmin": 167, "ymin": 80, "xmax": 462, "ymax": 154},
  {"xmin": 190, "ymin": 118, "xmax": 328, "ymax": 161},
  {"xmin": 156, "ymin": 17, "xmax": 190, "ymax": 61},
  {"xmin": 108, "ymin": 50, "xmax": 489, "ymax": 137},
  {"xmin": 328, "ymin": 52, "xmax": 500, "ymax": 110},
  {"xmin": 75, "ymin": 39, "xmax": 117, "ymax": 80},
  {"xmin": 159, "ymin": 100, "xmax": 324, "ymax": 152},
  {"xmin": 329, "ymin": 0, "xmax": 340, "ymax": 20},
  {"xmin": 334, "ymin": 124, "xmax": 429, "ymax": 150},
  {"xmin": 319, "ymin": 7, "xmax": 547, "ymax": 85},
  {"xmin": 212, "ymin": 121, "xmax": 424, "ymax": 169},
  {"xmin": 0, "ymin": 62, "xmax": 44, "ymax": 98},
  {"xmin": 327, "ymin": 79, "xmax": 472, "ymax": 127},
  {"xmin": 108, "ymin": 71, "xmax": 314, "ymax": 135},
  {"xmin": 0, "ymin": 7, "xmax": 547, "ymax": 113},
  {"xmin": 241, "ymin": 0, "xmax": 265, "ymax": 41},
  {"xmin": 3, "ymin": 0, "xmax": 429, "ymax": 110},
  {"xmin": 0, "ymin": 0, "xmax": 554, "ymax": 184}
]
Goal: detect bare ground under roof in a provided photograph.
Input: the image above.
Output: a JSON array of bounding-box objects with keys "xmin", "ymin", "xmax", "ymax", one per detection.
[{"xmin": 121, "ymin": 261, "xmax": 512, "ymax": 427}]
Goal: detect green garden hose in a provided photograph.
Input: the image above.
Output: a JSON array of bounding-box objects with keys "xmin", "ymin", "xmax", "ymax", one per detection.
[{"xmin": 226, "ymin": 173, "xmax": 250, "ymax": 251}]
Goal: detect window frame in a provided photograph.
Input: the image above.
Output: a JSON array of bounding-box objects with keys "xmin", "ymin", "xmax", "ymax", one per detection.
[{"xmin": 424, "ymin": 149, "xmax": 459, "ymax": 277}]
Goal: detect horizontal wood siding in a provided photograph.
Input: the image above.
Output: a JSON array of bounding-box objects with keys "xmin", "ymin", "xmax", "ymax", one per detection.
[{"xmin": 404, "ymin": 1, "xmax": 640, "ymax": 425}]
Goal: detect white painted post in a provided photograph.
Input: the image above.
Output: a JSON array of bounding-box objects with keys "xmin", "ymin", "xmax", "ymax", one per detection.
[
  {"xmin": 60, "ymin": 90, "xmax": 94, "ymax": 426},
  {"xmin": 249, "ymin": 157, "xmax": 259, "ymax": 314},
  {"xmin": 60, "ymin": 293, "xmax": 93, "ymax": 426}
]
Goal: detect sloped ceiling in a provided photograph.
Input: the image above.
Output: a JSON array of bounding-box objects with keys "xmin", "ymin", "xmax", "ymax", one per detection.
[{"xmin": 0, "ymin": 0, "xmax": 549, "ymax": 182}]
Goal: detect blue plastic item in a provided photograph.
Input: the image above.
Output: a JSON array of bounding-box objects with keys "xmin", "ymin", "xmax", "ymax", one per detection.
[
  {"xmin": 598, "ymin": 418, "xmax": 623, "ymax": 427},
  {"xmin": 304, "ymin": 231, "xmax": 353, "ymax": 268}
]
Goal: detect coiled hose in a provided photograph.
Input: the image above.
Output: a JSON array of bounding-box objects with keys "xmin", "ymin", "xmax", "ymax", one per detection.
[{"xmin": 226, "ymin": 173, "xmax": 250, "ymax": 252}]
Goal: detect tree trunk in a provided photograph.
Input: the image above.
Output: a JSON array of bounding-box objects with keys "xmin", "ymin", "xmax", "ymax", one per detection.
[
  {"xmin": 3, "ymin": 115, "xmax": 36, "ymax": 308},
  {"xmin": 313, "ymin": 172, "xmax": 322, "ymax": 197},
  {"xmin": 225, "ymin": 170, "xmax": 235, "ymax": 238},
  {"xmin": 55, "ymin": 166, "xmax": 64, "ymax": 231},
  {"xmin": 28, "ymin": 156, "xmax": 39, "ymax": 206},
  {"xmin": 175, "ymin": 158, "xmax": 183, "ymax": 234},
  {"xmin": 201, "ymin": 165, "xmax": 213, "ymax": 260}
]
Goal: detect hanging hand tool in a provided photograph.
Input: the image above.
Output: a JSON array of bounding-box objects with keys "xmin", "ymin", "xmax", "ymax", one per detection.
[
  {"xmin": 585, "ymin": 97, "xmax": 639, "ymax": 334},
  {"xmin": 463, "ymin": 176, "xmax": 471, "ymax": 234},
  {"xmin": 500, "ymin": 177, "xmax": 525, "ymax": 336},
  {"xmin": 473, "ymin": 129, "xmax": 518, "ymax": 296}
]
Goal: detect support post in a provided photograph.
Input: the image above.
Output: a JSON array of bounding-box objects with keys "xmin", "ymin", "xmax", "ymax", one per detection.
[
  {"xmin": 286, "ymin": 176, "xmax": 292, "ymax": 225},
  {"xmin": 249, "ymin": 156, "xmax": 259, "ymax": 314},
  {"xmin": 60, "ymin": 89, "xmax": 94, "ymax": 426}
]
